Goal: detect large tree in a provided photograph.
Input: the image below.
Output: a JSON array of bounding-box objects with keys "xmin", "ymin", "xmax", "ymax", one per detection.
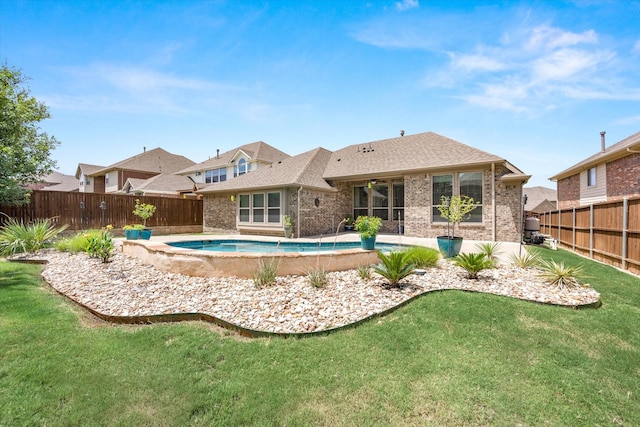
[{"xmin": 0, "ymin": 64, "xmax": 59, "ymax": 205}]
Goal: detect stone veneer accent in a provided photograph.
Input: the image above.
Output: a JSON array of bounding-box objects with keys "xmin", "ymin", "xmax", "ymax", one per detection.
[{"xmin": 203, "ymin": 194, "xmax": 236, "ymax": 232}]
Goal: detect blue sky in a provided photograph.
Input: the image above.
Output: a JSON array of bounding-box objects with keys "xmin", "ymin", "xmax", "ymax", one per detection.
[{"xmin": 2, "ymin": 0, "xmax": 640, "ymax": 188}]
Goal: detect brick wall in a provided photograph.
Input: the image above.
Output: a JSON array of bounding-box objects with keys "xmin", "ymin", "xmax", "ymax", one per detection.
[
  {"xmin": 288, "ymin": 188, "xmax": 341, "ymax": 237},
  {"xmin": 557, "ymin": 174, "xmax": 580, "ymax": 209},
  {"xmin": 606, "ymin": 153, "xmax": 640, "ymax": 200},
  {"xmin": 494, "ymin": 166, "xmax": 523, "ymax": 242}
]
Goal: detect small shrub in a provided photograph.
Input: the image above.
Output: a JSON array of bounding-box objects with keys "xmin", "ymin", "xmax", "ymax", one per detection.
[
  {"xmin": 133, "ymin": 199, "xmax": 156, "ymax": 227},
  {"xmin": 252, "ymin": 258, "xmax": 279, "ymax": 288},
  {"xmin": 474, "ymin": 242, "xmax": 502, "ymax": 268},
  {"xmin": 538, "ymin": 259, "xmax": 586, "ymax": 288},
  {"xmin": 0, "ymin": 217, "xmax": 68, "ymax": 256},
  {"xmin": 372, "ymin": 250, "xmax": 415, "ymax": 287},
  {"xmin": 86, "ymin": 226, "xmax": 114, "ymax": 263},
  {"xmin": 307, "ymin": 267, "xmax": 329, "ymax": 288},
  {"xmin": 453, "ymin": 252, "xmax": 492, "ymax": 279},
  {"xmin": 404, "ymin": 246, "xmax": 440, "ymax": 268},
  {"xmin": 509, "ymin": 248, "xmax": 541, "ymax": 268},
  {"xmin": 357, "ymin": 264, "xmax": 372, "ymax": 280},
  {"xmin": 55, "ymin": 229, "xmax": 103, "ymax": 253}
]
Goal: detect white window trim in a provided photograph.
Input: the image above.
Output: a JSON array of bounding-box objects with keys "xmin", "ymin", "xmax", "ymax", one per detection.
[
  {"xmin": 432, "ymin": 172, "xmax": 484, "ymax": 223},
  {"xmin": 238, "ymin": 191, "xmax": 282, "ymax": 225}
]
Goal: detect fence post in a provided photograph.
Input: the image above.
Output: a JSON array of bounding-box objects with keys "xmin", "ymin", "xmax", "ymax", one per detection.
[
  {"xmin": 557, "ymin": 208, "xmax": 561, "ymax": 244},
  {"xmin": 572, "ymin": 207, "xmax": 576, "ymax": 251},
  {"xmin": 589, "ymin": 204, "xmax": 594, "ymax": 259},
  {"xmin": 622, "ymin": 198, "xmax": 628, "ymax": 270}
]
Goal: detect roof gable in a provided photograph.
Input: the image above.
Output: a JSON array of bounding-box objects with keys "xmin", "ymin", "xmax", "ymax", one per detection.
[
  {"xmin": 92, "ymin": 148, "xmax": 195, "ymax": 176},
  {"xmin": 198, "ymin": 147, "xmax": 335, "ymax": 193},
  {"xmin": 323, "ymin": 132, "xmax": 506, "ymax": 180},
  {"xmin": 177, "ymin": 141, "xmax": 290, "ymax": 174}
]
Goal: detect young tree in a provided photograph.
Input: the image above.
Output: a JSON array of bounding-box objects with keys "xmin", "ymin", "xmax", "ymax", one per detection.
[{"xmin": 0, "ymin": 64, "xmax": 59, "ymax": 205}]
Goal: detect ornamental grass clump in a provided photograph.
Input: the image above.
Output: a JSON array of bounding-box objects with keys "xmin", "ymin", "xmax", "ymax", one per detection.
[
  {"xmin": 0, "ymin": 216, "xmax": 68, "ymax": 256},
  {"xmin": 404, "ymin": 246, "xmax": 440, "ymax": 268},
  {"xmin": 252, "ymin": 258, "xmax": 279, "ymax": 288},
  {"xmin": 357, "ymin": 264, "xmax": 372, "ymax": 281},
  {"xmin": 307, "ymin": 267, "xmax": 329, "ymax": 288},
  {"xmin": 372, "ymin": 250, "xmax": 415, "ymax": 287},
  {"xmin": 538, "ymin": 259, "xmax": 587, "ymax": 288},
  {"xmin": 453, "ymin": 252, "xmax": 493, "ymax": 279}
]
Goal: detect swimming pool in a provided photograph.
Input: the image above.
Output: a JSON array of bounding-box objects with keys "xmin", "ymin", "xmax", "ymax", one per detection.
[
  {"xmin": 167, "ymin": 239, "xmax": 404, "ymax": 253},
  {"xmin": 122, "ymin": 237, "xmax": 408, "ymax": 278}
]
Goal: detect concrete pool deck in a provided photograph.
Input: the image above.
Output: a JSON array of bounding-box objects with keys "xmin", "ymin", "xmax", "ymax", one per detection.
[{"xmin": 122, "ymin": 233, "xmax": 527, "ymax": 278}]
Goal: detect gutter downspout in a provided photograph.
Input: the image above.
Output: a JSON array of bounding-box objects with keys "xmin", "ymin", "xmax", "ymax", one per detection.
[
  {"xmin": 297, "ymin": 186, "xmax": 303, "ymax": 238},
  {"xmin": 491, "ymin": 163, "xmax": 496, "ymax": 242}
]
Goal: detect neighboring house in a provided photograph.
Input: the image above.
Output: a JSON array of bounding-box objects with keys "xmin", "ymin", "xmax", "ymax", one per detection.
[
  {"xmin": 75, "ymin": 163, "xmax": 104, "ymax": 193},
  {"xmin": 176, "ymin": 141, "xmax": 290, "ymax": 185},
  {"xmin": 550, "ymin": 131, "xmax": 640, "ymax": 208},
  {"xmin": 198, "ymin": 132, "xmax": 530, "ymax": 241},
  {"xmin": 121, "ymin": 173, "xmax": 198, "ymax": 198},
  {"xmin": 82, "ymin": 147, "xmax": 195, "ymax": 194},
  {"xmin": 27, "ymin": 171, "xmax": 79, "ymax": 192},
  {"xmin": 523, "ymin": 186, "xmax": 557, "ymax": 218}
]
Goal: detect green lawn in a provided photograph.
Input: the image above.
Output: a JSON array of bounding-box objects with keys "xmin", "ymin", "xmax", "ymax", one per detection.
[{"xmin": 1, "ymin": 248, "xmax": 638, "ymax": 426}]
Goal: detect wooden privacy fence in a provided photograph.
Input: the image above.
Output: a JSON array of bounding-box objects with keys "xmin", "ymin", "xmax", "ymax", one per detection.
[
  {"xmin": 0, "ymin": 191, "xmax": 203, "ymax": 232},
  {"xmin": 539, "ymin": 197, "xmax": 640, "ymax": 275}
]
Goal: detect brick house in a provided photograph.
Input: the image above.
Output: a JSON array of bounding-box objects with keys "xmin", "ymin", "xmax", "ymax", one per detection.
[
  {"xmin": 198, "ymin": 132, "xmax": 530, "ymax": 242},
  {"xmin": 550, "ymin": 131, "xmax": 640, "ymax": 209}
]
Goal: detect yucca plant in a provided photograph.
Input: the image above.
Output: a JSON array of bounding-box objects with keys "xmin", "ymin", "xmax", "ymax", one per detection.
[
  {"xmin": 252, "ymin": 258, "xmax": 280, "ymax": 288},
  {"xmin": 538, "ymin": 259, "xmax": 586, "ymax": 288},
  {"xmin": 404, "ymin": 246, "xmax": 440, "ymax": 268},
  {"xmin": 474, "ymin": 242, "xmax": 502, "ymax": 268},
  {"xmin": 508, "ymin": 248, "xmax": 541, "ymax": 269},
  {"xmin": 372, "ymin": 250, "xmax": 415, "ymax": 287},
  {"xmin": 0, "ymin": 216, "xmax": 68, "ymax": 256},
  {"xmin": 453, "ymin": 252, "xmax": 493, "ymax": 279}
]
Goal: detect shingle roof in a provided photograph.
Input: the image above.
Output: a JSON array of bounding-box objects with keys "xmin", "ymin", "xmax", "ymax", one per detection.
[
  {"xmin": 124, "ymin": 174, "xmax": 196, "ymax": 193},
  {"xmin": 549, "ymin": 131, "xmax": 640, "ymax": 181},
  {"xmin": 38, "ymin": 171, "xmax": 79, "ymax": 192},
  {"xmin": 177, "ymin": 141, "xmax": 290, "ymax": 174},
  {"xmin": 198, "ymin": 147, "xmax": 335, "ymax": 193},
  {"xmin": 75, "ymin": 163, "xmax": 105, "ymax": 179},
  {"xmin": 91, "ymin": 148, "xmax": 195, "ymax": 175},
  {"xmin": 524, "ymin": 186, "xmax": 557, "ymax": 213},
  {"xmin": 323, "ymin": 132, "xmax": 510, "ymax": 180}
]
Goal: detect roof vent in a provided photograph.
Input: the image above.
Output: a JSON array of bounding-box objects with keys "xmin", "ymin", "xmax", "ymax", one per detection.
[
  {"xmin": 216, "ymin": 149, "xmax": 220, "ymax": 159},
  {"xmin": 600, "ymin": 131, "xmax": 606, "ymax": 152},
  {"xmin": 400, "ymin": 130, "xmax": 405, "ymax": 136}
]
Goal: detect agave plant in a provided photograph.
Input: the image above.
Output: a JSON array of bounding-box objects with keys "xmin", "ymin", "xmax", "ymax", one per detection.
[
  {"xmin": 474, "ymin": 242, "xmax": 502, "ymax": 268},
  {"xmin": 0, "ymin": 216, "xmax": 68, "ymax": 256},
  {"xmin": 372, "ymin": 250, "xmax": 415, "ymax": 287},
  {"xmin": 538, "ymin": 259, "xmax": 586, "ymax": 288},
  {"xmin": 453, "ymin": 252, "xmax": 493, "ymax": 279}
]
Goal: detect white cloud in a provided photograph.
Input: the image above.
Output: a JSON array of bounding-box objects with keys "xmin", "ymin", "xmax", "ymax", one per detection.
[
  {"xmin": 525, "ymin": 25, "xmax": 598, "ymax": 51},
  {"xmin": 531, "ymin": 48, "xmax": 613, "ymax": 81},
  {"xmin": 634, "ymin": 39, "xmax": 640, "ymax": 53},
  {"xmin": 395, "ymin": 0, "xmax": 419, "ymax": 12},
  {"xmin": 450, "ymin": 53, "xmax": 506, "ymax": 72}
]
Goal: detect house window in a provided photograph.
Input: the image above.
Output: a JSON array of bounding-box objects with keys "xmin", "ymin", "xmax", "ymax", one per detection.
[
  {"xmin": 353, "ymin": 186, "xmax": 368, "ymax": 218},
  {"xmin": 460, "ymin": 172, "xmax": 483, "ymax": 222},
  {"xmin": 85, "ymin": 177, "xmax": 90, "ymax": 185},
  {"xmin": 372, "ymin": 184, "xmax": 389, "ymax": 220},
  {"xmin": 432, "ymin": 175, "xmax": 453, "ymax": 222},
  {"xmin": 587, "ymin": 167, "xmax": 596, "ymax": 187},
  {"xmin": 238, "ymin": 191, "xmax": 282, "ymax": 224},
  {"xmin": 105, "ymin": 173, "xmax": 110, "ymax": 185},
  {"xmin": 205, "ymin": 168, "xmax": 227, "ymax": 184},
  {"xmin": 234, "ymin": 158, "xmax": 248, "ymax": 177},
  {"xmin": 239, "ymin": 195, "xmax": 250, "ymax": 222},
  {"xmin": 267, "ymin": 192, "xmax": 281, "ymax": 223},
  {"xmin": 393, "ymin": 183, "xmax": 404, "ymax": 221},
  {"xmin": 432, "ymin": 172, "xmax": 483, "ymax": 223}
]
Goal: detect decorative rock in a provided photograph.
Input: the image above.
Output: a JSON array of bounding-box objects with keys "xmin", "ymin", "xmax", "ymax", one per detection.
[{"xmin": 29, "ymin": 246, "xmax": 601, "ymax": 335}]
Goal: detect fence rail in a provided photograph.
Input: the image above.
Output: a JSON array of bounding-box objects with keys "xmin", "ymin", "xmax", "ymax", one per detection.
[
  {"xmin": 0, "ymin": 191, "xmax": 203, "ymax": 231},
  {"xmin": 540, "ymin": 197, "xmax": 640, "ymax": 275}
]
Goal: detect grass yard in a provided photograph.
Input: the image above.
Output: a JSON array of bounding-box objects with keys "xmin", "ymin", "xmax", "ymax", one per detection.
[{"xmin": 1, "ymin": 248, "xmax": 638, "ymax": 426}]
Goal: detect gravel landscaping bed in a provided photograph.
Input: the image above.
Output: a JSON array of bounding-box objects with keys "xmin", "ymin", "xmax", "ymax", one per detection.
[{"xmin": 26, "ymin": 247, "xmax": 601, "ymax": 334}]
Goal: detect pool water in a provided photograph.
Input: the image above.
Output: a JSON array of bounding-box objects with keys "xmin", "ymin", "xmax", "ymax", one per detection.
[{"xmin": 168, "ymin": 239, "xmax": 406, "ymax": 253}]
